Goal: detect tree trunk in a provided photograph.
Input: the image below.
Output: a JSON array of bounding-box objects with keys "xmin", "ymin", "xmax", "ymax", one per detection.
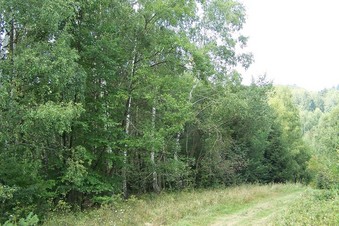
[
  {"xmin": 122, "ymin": 39, "xmax": 137, "ymax": 198},
  {"xmin": 151, "ymin": 106, "xmax": 160, "ymax": 193},
  {"xmin": 175, "ymin": 132, "xmax": 183, "ymax": 188},
  {"xmin": 9, "ymin": 17, "xmax": 16, "ymax": 99},
  {"xmin": 122, "ymin": 96, "xmax": 131, "ymax": 198}
]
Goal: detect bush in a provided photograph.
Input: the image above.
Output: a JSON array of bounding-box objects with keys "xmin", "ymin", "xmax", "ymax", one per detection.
[
  {"xmin": 3, "ymin": 212, "xmax": 39, "ymax": 226},
  {"xmin": 274, "ymin": 189, "xmax": 338, "ymax": 225}
]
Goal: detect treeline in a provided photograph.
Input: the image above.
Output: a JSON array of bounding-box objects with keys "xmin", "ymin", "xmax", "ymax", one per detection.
[
  {"xmin": 1, "ymin": 0, "xmax": 309, "ymax": 222},
  {"xmin": 291, "ymin": 86, "xmax": 339, "ymax": 189}
]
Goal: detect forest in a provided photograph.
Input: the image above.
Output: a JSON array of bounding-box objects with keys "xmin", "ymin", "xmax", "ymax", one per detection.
[{"xmin": 0, "ymin": 0, "xmax": 338, "ymax": 224}]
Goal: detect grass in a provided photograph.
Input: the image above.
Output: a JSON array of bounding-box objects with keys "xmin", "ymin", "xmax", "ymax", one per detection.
[{"xmin": 43, "ymin": 184, "xmax": 338, "ymax": 226}]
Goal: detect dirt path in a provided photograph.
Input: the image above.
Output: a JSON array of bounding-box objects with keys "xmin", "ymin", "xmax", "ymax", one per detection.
[{"xmin": 209, "ymin": 190, "xmax": 303, "ymax": 226}]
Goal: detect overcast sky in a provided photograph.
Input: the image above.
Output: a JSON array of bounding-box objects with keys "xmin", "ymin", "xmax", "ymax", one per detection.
[{"xmin": 239, "ymin": 0, "xmax": 339, "ymax": 90}]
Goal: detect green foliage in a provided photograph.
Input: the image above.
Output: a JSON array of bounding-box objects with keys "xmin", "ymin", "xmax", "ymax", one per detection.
[
  {"xmin": 267, "ymin": 87, "xmax": 310, "ymax": 183},
  {"xmin": 274, "ymin": 189, "xmax": 339, "ymax": 226},
  {"xmin": 2, "ymin": 0, "xmax": 333, "ymax": 224},
  {"xmin": 291, "ymin": 87, "xmax": 339, "ymax": 189},
  {"xmin": 0, "ymin": 153, "xmax": 55, "ymax": 223},
  {"xmin": 3, "ymin": 212, "xmax": 39, "ymax": 226},
  {"xmin": 0, "ymin": 184, "xmax": 16, "ymax": 202},
  {"xmin": 27, "ymin": 102, "xmax": 84, "ymax": 134}
]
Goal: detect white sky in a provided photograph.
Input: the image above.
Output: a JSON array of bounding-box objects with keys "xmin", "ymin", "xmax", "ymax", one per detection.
[{"xmin": 239, "ymin": 0, "xmax": 339, "ymax": 90}]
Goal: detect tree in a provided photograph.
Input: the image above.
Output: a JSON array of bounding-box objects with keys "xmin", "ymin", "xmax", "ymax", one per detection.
[
  {"xmin": 0, "ymin": 0, "xmax": 87, "ymax": 219},
  {"xmin": 267, "ymin": 86, "xmax": 310, "ymax": 183},
  {"xmin": 308, "ymin": 106, "xmax": 339, "ymax": 189}
]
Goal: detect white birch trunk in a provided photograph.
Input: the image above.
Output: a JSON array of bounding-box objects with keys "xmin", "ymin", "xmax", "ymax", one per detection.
[
  {"xmin": 122, "ymin": 96, "xmax": 131, "ymax": 198},
  {"xmin": 174, "ymin": 132, "xmax": 180, "ymax": 161},
  {"xmin": 122, "ymin": 40, "xmax": 137, "ymax": 198},
  {"xmin": 175, "ymin": 132, "xmax": 183, "ymax": 188},
  {"xmin": 151, "ymin": 106, "xmax": 160, "ymax": 193}
]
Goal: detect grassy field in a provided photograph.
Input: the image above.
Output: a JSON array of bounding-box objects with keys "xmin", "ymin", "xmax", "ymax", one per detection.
[{"xmin": 43, "ymin": 184, "xmax": 338, "ymax": 226}]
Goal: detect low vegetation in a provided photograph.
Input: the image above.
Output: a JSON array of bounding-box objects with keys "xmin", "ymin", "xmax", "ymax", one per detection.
[
  {"xmin": 273, "ymin": 188, "xmax": 339, "ymax": 226},
  {"xmin": 42, "ymin": 184, "xmax": 339, "ymax": 226}
]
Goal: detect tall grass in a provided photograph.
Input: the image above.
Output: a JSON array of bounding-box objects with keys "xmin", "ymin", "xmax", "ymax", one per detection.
[{"xmin": 43, "ymin": 184, "xmax": 301, "ymax": 226}]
